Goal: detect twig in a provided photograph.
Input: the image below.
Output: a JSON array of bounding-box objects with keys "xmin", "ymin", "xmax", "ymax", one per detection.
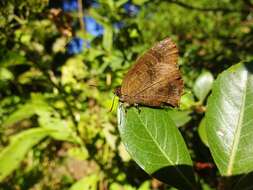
[{"xmin": 77, "ymin": 0, "xmax": 85, "ymax": 30}]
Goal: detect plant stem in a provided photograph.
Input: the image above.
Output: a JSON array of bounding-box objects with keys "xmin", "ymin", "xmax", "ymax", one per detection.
[{"xmin": 77, "ymin": 0, "xmax": 85, "ymax": 30}]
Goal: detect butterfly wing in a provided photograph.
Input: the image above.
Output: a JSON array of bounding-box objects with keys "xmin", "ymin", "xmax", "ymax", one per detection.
[{"xmin": 120, "ymin": 38, "xmax": 183, "ymax": 107}]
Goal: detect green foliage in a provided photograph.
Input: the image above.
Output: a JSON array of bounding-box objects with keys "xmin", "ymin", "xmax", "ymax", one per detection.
[
  {"xmin": 69, "ymin": 174, "xmax": 99, "ymax": 190},
  {"xmin": 193, "ymin": 71, "xmax": 214, "ymax": 103},
  {"xmin": 167, "ymin": 109, "xmax": 192, "ymax": 127},
  {"xmin": 0, "ymin": 0, "xmax": 253, "ymax": 189},
  {"xmin": 0, "ymin": 128, "xmax": 52, "ymax": 181},
  {"xmin": 206, "ymin": 62, "xmax": 253, "ymax": 176},
  {"xmin": 118, "ymin": 105, "xmax": 196, "ymax": 189},
  {"xmin": 198, "ymin": 117, "xmax": 209, "ymax": 147}
]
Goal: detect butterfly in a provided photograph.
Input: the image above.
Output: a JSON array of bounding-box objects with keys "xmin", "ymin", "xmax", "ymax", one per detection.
[{"xmin": 115, "ymin": 38, "xmax": 183, "ymax": 107}]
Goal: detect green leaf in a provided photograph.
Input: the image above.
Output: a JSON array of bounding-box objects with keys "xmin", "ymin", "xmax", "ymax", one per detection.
[
  {"xmin": 103, "ymin": 25, "xmax": 113, "ymax": 51},
  {"xmin": 206, "ymin": 62, "xmax": 253, "ymax": 176},
  {"xmin": 115, "ymin": 0, "xmax": 128, "ymax": 8},
  {"xmin": 133, "ymin": 0, "xmax": 149, "ymax": 5},
  {"xmin": 193, "ymin": 71, "xmax": 214, "ymax": 102},
  {"xmin": 138, "ymin": 181, "xmax": 150, "ymax": 190},
  {"xmin": 18, "ymin": 68, "xmax": 43, "ymax": 84},
  {"xmin": 0, "ymin": 51, "xmax": 26, "ymax": 67},
  {"xmin": 180, "ymin": 91, "xmax": 196, "ymax": 110},
  {"xmin": 2, "ymin": 93, "xmax": 81, "ymax": 143},
  {"xmin": 88, "ymin": 9, "xmax": 108, "ymax": 26},
  {"xmin": 61, "ymin": 56, "xmax": 87, "ymax": 85},
  {"xmin": 0, "ymin": 128, "xmax": 54, "ymax": 181},
  {"xmin": 1, "ymin": 103, "xmax": 35, "ymax": 127},
  {"xmin": 39, "ymin": 114, "xmax": 79, "ymax": 143},
  {"xmin": 0, "ymin": 68, "xmax": 13, "ymax": 81},
  {"xmin": 198, "ymin": 117, "xmax": 209, "ymax": 147},
  {"xmin": 2, "ymin": 93, "xmax": 51, "ymax": 127},
  {"xmin": 69, "ymin": 174, "xmax": 99, "ymax": 190},
  {"xmin": 67, "ymin": 147, "xmax": 89, "ymax": 160},
  {"xmin": 166, "ymin": 109, "xmax": 191, "ymax": 127},
  {"xmin": 118, "ymin": 105, "xmax": 196, "ymax": 189},
  {"xmin": 109, "ymin": 183, "xmax": 136, "ymax": 190}
]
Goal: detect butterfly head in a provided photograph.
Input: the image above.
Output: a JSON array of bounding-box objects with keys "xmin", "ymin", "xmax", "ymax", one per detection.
[{"xmin": 114, "ymin": 86, "xmax": 122, "ymax": 97}]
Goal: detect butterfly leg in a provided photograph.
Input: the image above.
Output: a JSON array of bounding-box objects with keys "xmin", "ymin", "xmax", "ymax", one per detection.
[
  {"xmin": 133, "ymin": 103, "xmax": 141, "ymax": 113},
  {"xmin": 122, "ymin": 102, "xmax": 131, "ymax": 113}
]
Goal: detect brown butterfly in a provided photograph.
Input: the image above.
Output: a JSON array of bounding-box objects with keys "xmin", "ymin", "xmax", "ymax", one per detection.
[{"xmin": 115, "ymin": 38, "xmax": 183, "ymax": 107}]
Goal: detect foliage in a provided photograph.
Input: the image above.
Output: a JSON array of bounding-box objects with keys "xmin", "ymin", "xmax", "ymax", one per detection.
[{"xmin": 0, "ymin": 0, "xmax": 253, "ymax": 189}]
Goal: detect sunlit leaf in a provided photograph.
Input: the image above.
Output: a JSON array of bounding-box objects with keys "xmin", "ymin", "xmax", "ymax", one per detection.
[
  {"xmin": 138, "ymin": 181, "xmax": 150, "ymax": 190},
  {"xmin": 118, "ymin": 105, "xmax": 196, "ymax": 189},
  {"xmin": 115, "ymin": 0, "xmax": 128, "ymax": 8},
  {"xmin": 61, "ymin": 56, "xmax": 87, "ymax": 85},
  {"xmin": 0, "ymin": 51, "xmax": 26, "ymax": 67},
  {"xmin": 69, "ymin": 174, "xmax": 99, "ymax": 190},
  {"xmin": 0, "ymin": 128, "xmax": 54, "ymax": 181},
  {"xmin": 39, "ymin": 113, "xmax": 80, "ymax": 143},
  {"xmin": 206, "ymin": 62, "xmax": 253, "ymax": 176},
  {"xmin": 133, "ymin": 0, "xmax": 149, "ymax": 5},
  {"xmin": 180, "ymin": 91, "xmax": 195, "ymax": 110},
  {"xmin": 0, "ymin": 68, "xmax": 13, "ymax": 81},
  {"xmin": 193, "ymin": 71, "xmax": 214, "ymax": 102},
  {"xmin": 68, "ymin": 147, "xmax": 89, "ymax": 160},
  {"xmin": 18, "ymin": 68, "xmax": 43, "ymax": 84},
  {"xmin": 166, "ymin": 109, "xmax": 191, "ymax": 127},
  {"xmin": 103, "ymin": 25, "xmax": 113, "ymax": 51},
  {"xmin": 198, "ymin": 117, "xmax": 209, "ymax": 147},
  {"xmin": 110, "ymin": 183, "xmax": 136, "ymax": 190},
  {"xmin": 2, "ymin": 94, "xmax": 51, "ymax": 128}
]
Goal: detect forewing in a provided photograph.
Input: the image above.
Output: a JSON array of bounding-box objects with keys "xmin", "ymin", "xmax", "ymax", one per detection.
[
  {"xmin": 121, "ymin": 38, "xmax": 182, "ymax": 106},
  {"xmin": 133, "ymin": 63, "xmax": 183, "ymax": 106}
]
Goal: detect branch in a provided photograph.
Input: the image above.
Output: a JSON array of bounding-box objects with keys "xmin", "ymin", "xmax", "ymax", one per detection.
[{"xmin": 78, "ymin": 0, "xmax": 85, "ymax": 30}]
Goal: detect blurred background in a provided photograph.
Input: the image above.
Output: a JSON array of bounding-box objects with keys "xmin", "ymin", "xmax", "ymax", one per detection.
[{"xmin": 0, "ymin": 0, "xmax": 253, "ymax": 189}]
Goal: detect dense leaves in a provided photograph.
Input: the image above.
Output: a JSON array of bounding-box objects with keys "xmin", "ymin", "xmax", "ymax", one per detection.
[
  {"xmin": 0, "ymin": 128, "xmax": 58, "ymax": 181},
  {"xmin": 1, "ymin": 0, "xmax": 253, "ymax": 189}
]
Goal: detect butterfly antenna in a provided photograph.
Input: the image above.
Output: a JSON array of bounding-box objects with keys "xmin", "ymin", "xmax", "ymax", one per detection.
[{"xmin": 108, "ymin": 94, "xmax": 116, "ymax": 113}]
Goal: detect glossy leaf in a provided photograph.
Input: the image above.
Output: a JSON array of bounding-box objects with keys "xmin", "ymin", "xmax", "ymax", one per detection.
[
  {"xmin": 118, "ymin": 105, "xmax": 196, "ymax": 189},
  {"xmin": 206, "ymin": 62, "xmax": 253, "ymax": 176},
  {"xmin": 166, "ymin": 109, "xmax": 191, "ymax": 127},
  {"xmin": 193, "ymin": 71, "xmax": 214, "ymax": 102},
  {"xmin": 103, "ymin": 25, "xmax": 113, "ymax": 51},
  {"xmin": 0, "ymin": 128, "xmax": 54, "ymax": 181},
  {"xmin": 198, "ymin": 117, "xmax": 209, "ymax": 147}
]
